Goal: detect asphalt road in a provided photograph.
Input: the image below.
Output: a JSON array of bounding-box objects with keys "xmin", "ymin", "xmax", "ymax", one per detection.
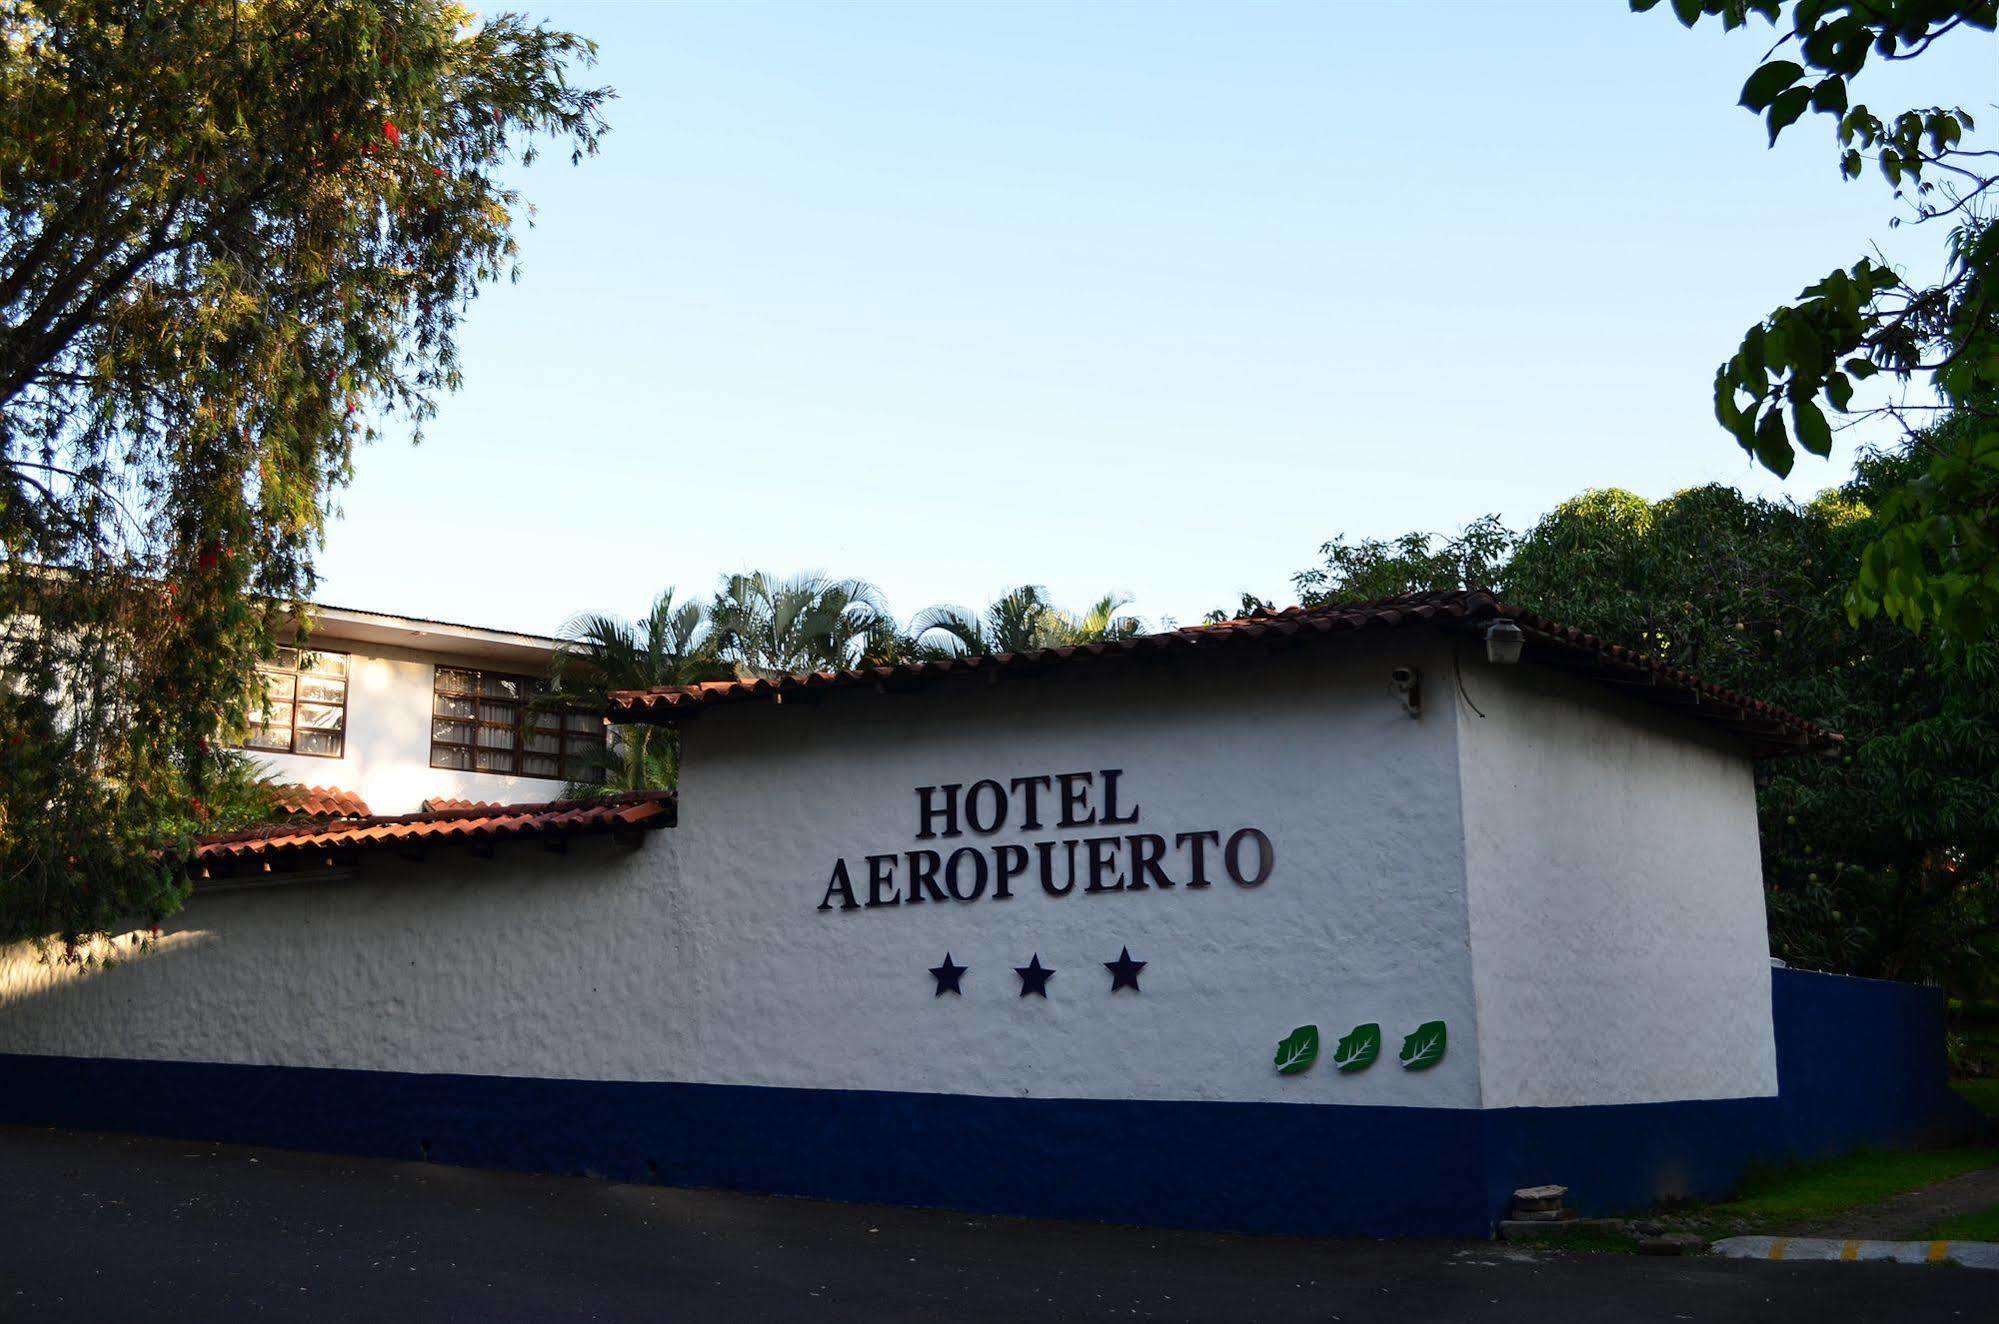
[{"xmin": 0, "ymin": 1125, "xmax": 1988, "ymax": 1322}]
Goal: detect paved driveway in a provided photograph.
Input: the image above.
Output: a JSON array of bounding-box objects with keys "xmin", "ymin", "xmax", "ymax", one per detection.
[{"xmin": 0, "ymin": 1126, "xmax": 1987, "ymax": 1321}]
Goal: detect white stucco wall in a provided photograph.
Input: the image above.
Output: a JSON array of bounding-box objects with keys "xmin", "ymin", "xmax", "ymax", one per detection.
[
  {"xmin": 249, "ymin": 639, "xmax": 574, "ymax": 814},
  {"xmin": 1453, "ymin": 656, "xmax": 1779, "ymax": 1110},
  {"xmin": 0, "ymin": 629, "xmax": 1782, "ymax": 1122},
  {"xmin": 0, "ymin": 634, "xmax": 1485, "ymax": 1110}
]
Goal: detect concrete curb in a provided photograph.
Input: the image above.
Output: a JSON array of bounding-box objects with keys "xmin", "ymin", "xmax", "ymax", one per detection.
[{"xmin": 1712, "ymin": 1236, "xmax": 1999, "ymax": 1270}]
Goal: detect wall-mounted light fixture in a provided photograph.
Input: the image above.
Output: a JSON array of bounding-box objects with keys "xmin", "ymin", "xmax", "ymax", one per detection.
[
  {"xmin": 1389, "ymin": 665, "xmax": 1421, "ymax": 718},
  {"xmin": 1484, "ymin": 619, "xmax": 1524, "ymax": 665}
]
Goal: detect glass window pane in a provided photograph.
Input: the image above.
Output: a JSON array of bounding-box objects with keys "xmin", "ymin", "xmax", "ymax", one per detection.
[
  {"xmin": 523, "ymin": 753, "xmax": 559, "ymax": 778},
  {"xmin": 564, "ymin": 712, "xmax": 598, "ymax": 733},
  {"xmin": 476, "ymin": 701, "xmax": 516, "ymax": 725},
  {"xmin": 525, "ymin": 729, "xmax": 560, "ymax": 754},
  {"xmin": 296, "ymin": 728, "xmax": 342, "ymax": 756},
  {"xmin": 474, "ymin": 748, "xmax": 515, "ymax": 773},
  {"xmin": 302, "ymin": 651, "xmax": 347, "ymax": 677},
  {"xmin": 432, "ymin": 719, "xmax": 473, "ymax": 745},
  {"xmin": 273, "ymin": 646, "xmax": 300, "ymax": 670},
  {"xmin": 259, "ymin": 672, "xmax": 296, "ymax": 705},
  {"xmin": 433, "ymin": 746, "xmax": 472, "ymax": 771},
  {"xmin": 245, "ymin": 725, "xmax": 291, "ymax": 751},
  {"xmin": 475, "ymin": 724, "xmax": 516, "ymax": 750},
  {"xmin": 480, "ymin": 674, "xmax": 525, "ymax": 700},
  {"xmin": 436, "ymin": 668, "xmax": 476, "ymax": 695},
  {"xmin": 434, "ymin": 693, "xmax": 475, "ymax": 719},
  {"xmin": 564, "ymin": 734, "xmax": 601, "ymax": 757},
  {"xmin": 298, "ymin": 676, "xmax": 345, "ymax": 705},
  {"xmin": 296, "ymin": 702, "xmax": 343, "ymax": 732}
]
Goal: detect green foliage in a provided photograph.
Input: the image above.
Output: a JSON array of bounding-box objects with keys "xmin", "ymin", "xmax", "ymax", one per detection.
[
  {"xmin": 1850, "ymin": 405, "xmax": 1999, "ymax": 638},
  {"xmin": 708, "ymin": 572, "xmax": 895, "ymax": 679},
  {"xmin": 1292, "ymin": 515, "xmax": 1511, "ymax": 606},
  {"xmin": 1717, "ymin": 1146, "xmax": 1999, "ymax": 1226},
  {"xmin": 910, "ymin": 585, "xmax": 1143, "ymax": 658},
  {"xmin": 1634, "ymin": 2, "xmax": 1999, "ymax": 643},
  {"xmin": 1283, "ymin": 461, "xmax": 1999, "ymax": 995},
  {"xmin": 545, "ymin": 589, "xmax": 729, "ymax": 797},
  {"xmin": 1928, "ymin": 1200, "xmax": 1999, "ymax": 1241},
  {"xmin": 1512, "ymin": 476, "xmax": 1999, "ymax": 991},
  {"xmin": 1952, "ymin": 1077, "xmax": 1999, "ymax": 1117},
  {"xmin": 0, "ymin": 1, "xmax": 607, "ymax": 943}
]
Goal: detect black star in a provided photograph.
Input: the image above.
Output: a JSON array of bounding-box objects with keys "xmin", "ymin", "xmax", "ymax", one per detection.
[
  {"xmin": 929, "ymin": 952, "xmax": 966, "ymax": 997},
  {"xmin": 1104, "ymin": 946, "xmax": 1145, "ymax": 993},
  {"xmin": 1015, "ymin": 954, "xmax": 1055, "ymax": 998}
]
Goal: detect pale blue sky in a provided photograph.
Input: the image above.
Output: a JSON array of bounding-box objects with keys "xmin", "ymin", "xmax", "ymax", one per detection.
[{"xmin": 315, "ymin": 1, "xmax": 1995, "ymax": 635}]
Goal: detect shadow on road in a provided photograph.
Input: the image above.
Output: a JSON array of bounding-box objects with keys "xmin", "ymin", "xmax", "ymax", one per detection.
[{"xmin": 0, "ymin": 1125, "xmax": 1987, "ymax": 1322}]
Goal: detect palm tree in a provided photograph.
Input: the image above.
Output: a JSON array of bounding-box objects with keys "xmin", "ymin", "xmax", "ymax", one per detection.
[
  {"xmin": 709, "ymin": 572, "xmax": 894, "ymax": 679},
  {"xmin": 1039, "ymin": 591, "xmax": 1144, "ymax": 647},
  {"xmin": 544, "ymin": 589, "xmax": 728, "ymax": 796},
  {"xmin": 910, "ymin": 586, "xmax": 1142, "ymax": 658}
]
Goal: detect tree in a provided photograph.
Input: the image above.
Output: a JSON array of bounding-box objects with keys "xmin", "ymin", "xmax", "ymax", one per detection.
[
  {"xmin": 1511, "ymin": 475, "xmax": 1999, "ymax": 993},
  {"xmin": 911, "ymin": 585, "xmax": 1144, "ymax": 657},
  {"xmin": 545, "ymin": 590, "xmax": 728, "ymax": 796},
  {"xmin": 1635, "ymin": 2, "xmax": 1999, "ymax": 640},
  {"xmin": 1291, "ymin": 515, "xmax": 1513, "ymax": 606},
  {"xmin": 1281, "ymin": 480, "xmax": 1999, "ymax": 995},
  {"xmin": 709, "ymin": 572, "xmax": 894, "ymax": 679},
  {"xmin": 1039, "ymin": 591, "xmax": 1145, "ymax": 648},
  {"xmin": 0, "ymin": 1, "xmax": 608, "ymax": 943}
]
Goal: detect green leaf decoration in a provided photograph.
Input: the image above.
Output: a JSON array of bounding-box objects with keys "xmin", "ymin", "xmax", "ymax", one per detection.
[
  {"xmin": 1399, "ymin": 1021, "xmax": 1448, "ymax": 1071},
  {"xmin": 1331, "ymin": 1022, "xmax": 1381, "ymax": 1073},
  {"xmin": 1273, "ymin": 1024, "xmax": 1319, "ymax": 1076}
]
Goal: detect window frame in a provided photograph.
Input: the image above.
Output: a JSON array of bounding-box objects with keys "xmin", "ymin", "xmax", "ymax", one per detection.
[
  {"xmin": 428, "ymin": 665, "xmax": 604, "ymax": 783},
  {"xmin": 243, "ymin": 646, "xmax": 351, "ymax": 760}
]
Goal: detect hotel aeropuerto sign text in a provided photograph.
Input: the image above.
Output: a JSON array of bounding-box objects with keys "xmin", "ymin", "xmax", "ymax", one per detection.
[{"xmin": 816, "ymin": 768, "xmax": 1274, "ymax": 912}]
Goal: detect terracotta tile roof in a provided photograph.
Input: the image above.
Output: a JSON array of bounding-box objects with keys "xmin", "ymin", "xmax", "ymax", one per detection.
[
  {"xmin": 420, "ymin": 797, "xmax": 498, "ymax": 813},
  {"xmin": 270, "ymin": 785, "xmax": 371, "ymax": 819},
  {"xmin": 608, "ymin": 590, "xmax": 1839, "ymax": 758},
  {"xmin": 192, "ymin": 791, "xmax": 674, "ymax": 880}
]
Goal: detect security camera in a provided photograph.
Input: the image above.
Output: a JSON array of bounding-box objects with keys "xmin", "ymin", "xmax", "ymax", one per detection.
[{"xmin": 1389, "ymin": 665, "xmax": 1421, "ymax": 718}]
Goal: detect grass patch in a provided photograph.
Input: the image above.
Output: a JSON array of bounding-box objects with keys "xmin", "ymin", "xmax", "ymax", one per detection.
[
  {"xmin": 1721, "ymin": 1147, "xmax": 1999, "ymax": 1224},
  {"xmin": 1649, "ymin": 1147, "xmax": 1999, "ymax": 1242},
  {"xmin": 1953, "ymin": 1079, "xmax": 1999, "ymax": 1119},
  {"xmin": 1928, "ymin": 1203, "xmax": 1999, "ymax": 1241},
  {"xmin": 1510, "ymin": 1226, "xmax": 1644, "ymax": 1254}
]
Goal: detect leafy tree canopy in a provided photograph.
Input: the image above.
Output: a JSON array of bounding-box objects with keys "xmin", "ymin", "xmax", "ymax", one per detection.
[
  {"xmin": 1292, "ymin": 515, "xmax": 1513, "ymax": 606},
  {"xmin": 911, "ymin": 586, "xmax": 1144, "ymax": 658},
  {"xmin": 0, "ymin": 0, "xmax": 607, "ymax": 943},
  {"xmin": 1285, "ymin": 456, "xmax": 1999, "ymax": 996},
  {"xmin": 1634, "ymin": 1, "xmax": 1999, "ymax": 640},
  {"xmin": 545, "ymin": 590, "xmax": 729, "ymax": 798}
]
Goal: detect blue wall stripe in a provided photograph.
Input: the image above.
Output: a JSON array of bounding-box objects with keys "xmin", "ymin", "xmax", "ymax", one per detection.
[{"xmin": 0, "ymin": 968, "xmax": 1982, "ymax": 1237}]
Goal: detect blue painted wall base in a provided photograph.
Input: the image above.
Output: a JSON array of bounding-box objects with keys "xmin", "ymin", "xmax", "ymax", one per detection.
[{"xmin": 0, "ymin": 968, "xmax": 1980, "ymax": 1236}]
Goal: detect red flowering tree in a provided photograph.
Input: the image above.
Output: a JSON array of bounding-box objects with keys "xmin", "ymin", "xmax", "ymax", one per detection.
[{"xmin": 0, "ymin": 1, "xmax": 608, "ymax": 942}]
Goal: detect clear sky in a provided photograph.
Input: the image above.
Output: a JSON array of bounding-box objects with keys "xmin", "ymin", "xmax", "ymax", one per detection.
[{"xmin": 313, "ymin": 1, "xmax": 1996, "ymax": 636}]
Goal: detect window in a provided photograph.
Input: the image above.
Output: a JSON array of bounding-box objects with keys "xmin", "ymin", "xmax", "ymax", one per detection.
[
  {"xmin": 430, "ymin": 667, "xmax": 604, "ymax": 782},
  {"xmin": 246, "ymin": 646, "xmax": 349, "ymax": 758}
]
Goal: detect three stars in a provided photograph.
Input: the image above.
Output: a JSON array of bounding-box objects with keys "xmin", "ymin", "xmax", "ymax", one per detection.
[{"xmin": 927, "ymin": 948, "xmax": 1145, "ymax": 997}]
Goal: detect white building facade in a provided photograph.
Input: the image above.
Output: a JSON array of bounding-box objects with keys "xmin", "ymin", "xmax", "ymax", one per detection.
[
  {"xmin": 243, "ymin": 604, "xmax": 603, "ymax": 814},
  {"xmin": 0, "ymin": 593, "xmax": 1974, "ymax": 1236}
]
